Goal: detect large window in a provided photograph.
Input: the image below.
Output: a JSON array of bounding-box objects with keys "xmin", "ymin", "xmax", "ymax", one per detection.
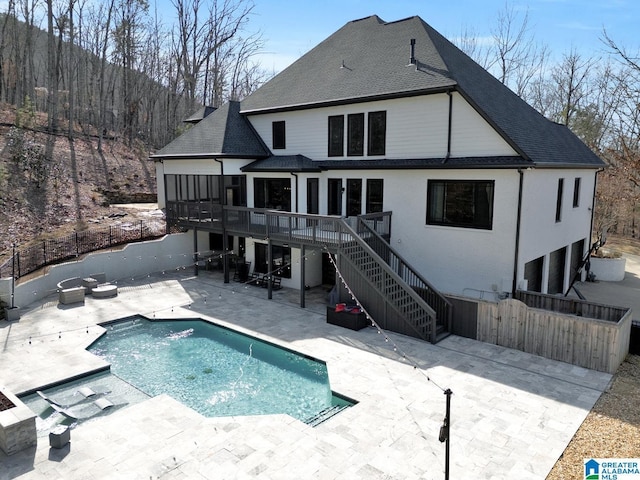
[
  {"xmin": 347, "ymin": 113, "xmax": 364, "ymax": 156},
  {"xmin": 328, "ymin": 116, "xmax": 344, "ymax": 156},
  {"xmin": 366, "ymin": 179, "xmax": 384, "ymax": 213},
  {"xmin": 367, "ymin": 111, "xmax": 386, "ymax": 155},
  {"xmin": 328, "ymin": 111, "xmax": 387, "ymax": 157},
  {"xmin": 254, "ymin": 178, "xmax": 291, "ymax": 211},
  {"xmin": 272, "ymin": 121, "xmax": 286, "ymax": 149},
  {"xmin": 255, "ymin": 243, "xmax": 291, "ymax": 278},
  {"xmin": 427, "ymin": 180, "xmax": 494, "ymax": 229}
]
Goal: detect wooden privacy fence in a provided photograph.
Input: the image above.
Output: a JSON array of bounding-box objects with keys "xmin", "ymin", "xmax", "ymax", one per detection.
[{"xmin": 475, "ymin": 296, "xmax": 632, "ymax": 374}]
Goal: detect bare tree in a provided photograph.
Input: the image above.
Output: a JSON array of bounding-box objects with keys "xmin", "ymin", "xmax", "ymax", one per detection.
[
  {"xmin": 548, "ymin": 49, "xmax": 597, "ymax": 126},
  {"xmin": 172, "ymin": 0, "xmax": 255, "ymax": 105},
  {"xmin": 485, "ymin": 3, "xmax": 548, "ymax": 98}
]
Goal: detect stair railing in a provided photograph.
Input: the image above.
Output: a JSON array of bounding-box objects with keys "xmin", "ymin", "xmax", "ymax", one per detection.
[
  {"xmin": 355, "ymin": 218, "xmax": 452, "ymax": 333},
  {"xmin": 336, "ymin": 219, "xmax": 438, "ymax": 342}
]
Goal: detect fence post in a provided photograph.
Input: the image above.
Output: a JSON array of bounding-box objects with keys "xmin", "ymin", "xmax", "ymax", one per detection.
[
  {"xmin": 109, "ymin": 226, "xmax": 113, "ymax": 247},
  {"xmin": 140, "ymin": 220, "xmax": 143, "ymax": 239},
  {"xmin": 75, "ymin": 232, "xmax": 79, "ymax": 257},
  {"xmin": 43, "ymin": 241, "xmax": 47, "ymax": 264}
]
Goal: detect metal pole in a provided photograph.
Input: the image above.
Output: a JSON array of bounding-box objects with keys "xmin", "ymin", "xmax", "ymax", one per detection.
[
  {"xmin": 11, "ymin": 244, "xmax": 15, "ymax": 309},
  {"xmin": 443, "ymin": 388, "xmax": 452, "ymax": 480}
]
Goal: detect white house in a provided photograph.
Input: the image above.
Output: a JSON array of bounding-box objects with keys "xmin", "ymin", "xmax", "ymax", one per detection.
[{"xmin": 152, "ymin": 15, "xmax": 605, "ymax": 342}]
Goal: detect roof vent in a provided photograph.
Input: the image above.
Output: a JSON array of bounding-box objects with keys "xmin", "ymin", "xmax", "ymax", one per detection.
[{"xmin": 409, "ymin": 38, "xmax": 416, "ymax": 65}]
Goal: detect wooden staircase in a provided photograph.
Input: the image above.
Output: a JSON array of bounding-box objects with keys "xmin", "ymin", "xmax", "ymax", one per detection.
[{"xmin": 337, "ymin": 218, "xmax": 451, "ymax": 343}]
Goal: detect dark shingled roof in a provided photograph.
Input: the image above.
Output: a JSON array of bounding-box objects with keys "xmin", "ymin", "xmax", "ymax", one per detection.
[
  {"xmin": 183, "ymin": 106, "xmax": 217, "ymax": 124},
  {"xmin": 240, "ymin": 15, "xmax": 604, "ymax": 169},
  {"xmin": 152, "ymin": 101, "xmax": 269, "ymax": 159},
  {"xmin": 242, "ymin": 155, "xmax": 322, "ymax": 172},
  {"xmin": 242, "ymin": 156, "xmax": 530, "ymax": 172}
]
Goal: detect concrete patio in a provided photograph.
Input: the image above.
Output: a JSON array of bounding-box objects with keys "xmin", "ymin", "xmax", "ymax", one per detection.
[{"xmin": 0, "ymin": 269, "xmax": 613, "ymax": 479}]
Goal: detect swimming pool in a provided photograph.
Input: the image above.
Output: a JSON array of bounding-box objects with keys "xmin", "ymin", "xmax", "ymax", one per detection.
[{"xmin": 87, "ymin": 316, "xmax": 353, "ymax": 424}]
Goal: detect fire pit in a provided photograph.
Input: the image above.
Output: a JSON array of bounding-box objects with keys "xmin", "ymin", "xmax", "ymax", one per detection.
[
  {"xmin": 0, "ymin": 389, "xmax": 37, "ymax": 455},
  {"xmin": 0, "ymin": 392, "xmax": 16, "ymax": 411}
]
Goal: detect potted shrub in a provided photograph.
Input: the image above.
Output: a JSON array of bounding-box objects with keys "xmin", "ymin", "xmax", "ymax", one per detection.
[{"xmin": 589, "ymin": 248, "xmax": 626, "ymax": 282}]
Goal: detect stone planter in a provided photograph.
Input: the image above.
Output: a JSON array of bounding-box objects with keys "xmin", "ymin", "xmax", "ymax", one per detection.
[
  {"xmin": 589, "ymin": 257, "xmax": 627, "ymax": 282},
  {"xmin": 3, "ymin": 307, "xmax": 20, "ymax": 321}
]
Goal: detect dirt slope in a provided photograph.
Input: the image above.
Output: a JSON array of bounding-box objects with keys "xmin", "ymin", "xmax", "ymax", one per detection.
[{"xmin": 0, "ymin": 104, "xmax": 159, "ymax": 262}]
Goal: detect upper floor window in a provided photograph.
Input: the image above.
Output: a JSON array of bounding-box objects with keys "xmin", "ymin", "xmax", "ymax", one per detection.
[
  {"xmin": 327, "ymin": 111, "xmax": 387, "ymax": 157},
  {"xmin": 272, "ymin": 121, "xmax": 286, "ymax": 149},
  {"xmin": 427, "ymin": 180, "xmax": 494, "ymax": 229},
  {"xmin": 368, "ymin": 111, "xmax": 386, "ymax": 155},
  {"xmin": 573, "ymin": 177, "xmax": 581, "ymax": 208},
  {"xmin": 347, "ymin": 113, "xmax": 364, "ymax": 156},
  {"xmin": 556, "ymin": 178, "xmax": 564, "ymax": 222},
  {"xmin": 328, "ymin": 116, "xmax": 344, "ymax": 156}
]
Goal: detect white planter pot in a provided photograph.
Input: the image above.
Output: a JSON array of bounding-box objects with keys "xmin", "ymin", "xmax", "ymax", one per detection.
[{"xmin": 589, "ymin": 257, "xmax": 626, "ymax": 282}]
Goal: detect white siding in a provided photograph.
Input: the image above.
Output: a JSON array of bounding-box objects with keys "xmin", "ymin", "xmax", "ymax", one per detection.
[
  {"xmin": 516, "ymin": 169, "xmax": 596, "ymax": 293},
  {"xmin": 248, "ymin": 93, "xmax": 517, "ymax": 160},
  {"xmin": 450, "ymin": 95, "xmax": 518, "ymax": 157},
  {"xmin": 384, "ymin": 169, "xmax": 520, "ymax": 297},
  {"xmin": 161, "ymin": 158, "xmax": 253, "ymax": 175}
]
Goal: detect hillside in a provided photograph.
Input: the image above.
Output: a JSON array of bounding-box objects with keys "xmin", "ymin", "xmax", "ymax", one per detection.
[{"xmin": 0, "ymin": 103, "xmax": 160, "ymax": 263}]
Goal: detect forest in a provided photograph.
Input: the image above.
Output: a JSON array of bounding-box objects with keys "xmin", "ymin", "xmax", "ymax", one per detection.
[{"xmin": 0, "ymin": 0, "xmax": 269, "ymax": 149}]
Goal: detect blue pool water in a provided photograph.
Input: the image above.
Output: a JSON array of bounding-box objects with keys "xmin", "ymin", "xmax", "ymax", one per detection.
[{"xmin": 87, "ymin": 316, "xmax": 350, "ymax": 423}]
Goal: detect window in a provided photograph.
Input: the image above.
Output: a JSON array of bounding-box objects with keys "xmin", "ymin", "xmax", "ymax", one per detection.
[
  {"xmin": 255, "ymin": 243, "xmax": 291, "ymax": 278},
  {"xmin": 328, "ymin": 116, "xmax": 344, "ymax": 156},
  {"xmin": 427, "ymin": 180, "xmax": 494, "ymax": 229},
  {"xmin": 327, "ymin": 178, "xmax": 342, "ymax": 215},
  {"xmin": 272, "ymin": 121, "xmax": 285, "ymax": 149},
  {"xmin": 368, "ymin": 111, "xmax": 386, "ymax": 155},
  {"xmin": 347, "ymin": 113, "xmax": 364, "ymax": 156},
  {"xmin": 254, "ymin": 178, "xmax": 291, "ymax": 211},
  {"xmin": 346, "ymin": 179, "xmax": 362, "ymax": 216},
  {"xmin": 573, "ymin": 177, "xmax": 581, "ymax": 208},
  {"xmin": 556, "ymin": 178, "xmax": 564, "ymax": 222},
  {"xmin": 366, "ymin": 179, "xmax": 384, "ymax": 213},
  {"xmin": 307, "ymin": 178, "xmax": 319, "ymax": 214}
]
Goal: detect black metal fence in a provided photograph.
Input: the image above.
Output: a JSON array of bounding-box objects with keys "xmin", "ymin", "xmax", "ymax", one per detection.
[{"xmin": 0, "ymin": 220, "xmax": 168, "ymax": 280}]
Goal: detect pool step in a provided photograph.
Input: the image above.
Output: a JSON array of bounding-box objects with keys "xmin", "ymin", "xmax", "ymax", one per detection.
[{"xmin": 304, "ymin": 404, "xmax": 349, "ymax": 427}]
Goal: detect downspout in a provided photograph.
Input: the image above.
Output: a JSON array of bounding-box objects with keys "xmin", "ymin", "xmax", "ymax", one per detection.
[
  {"xmin": 586, "ymin": 168, "xmax": 605, "ymax": 277},
  {"xmin": 442, "ymin": 90, "xmax": 453, "ymax": 163},
  {"xmin": 214, "ymin": 158, "xmax": 230, "ymax": 283},
  {"xmin": 511, "ymin": 168, "xmax": 526, "ymax": 296}
]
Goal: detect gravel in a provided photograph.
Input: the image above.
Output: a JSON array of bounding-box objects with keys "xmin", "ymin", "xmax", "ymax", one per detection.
[{"xmin": 546, "ymin": 354, "xmax": 640, "ymax": 479}]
